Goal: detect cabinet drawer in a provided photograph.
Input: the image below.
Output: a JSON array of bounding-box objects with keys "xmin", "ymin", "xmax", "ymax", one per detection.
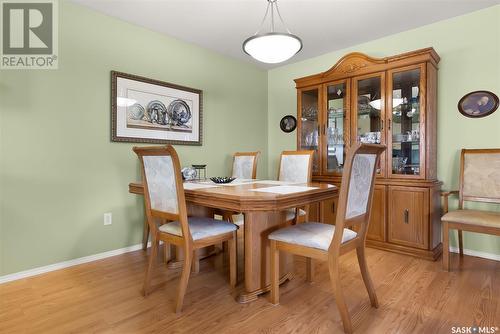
[
  {"xmin": 388, "ymin": 186, "xmax": 429, "ymax": 249},
  {"xmin": 367, "ymin": 185, "xmax": 386, "ymax": 242},
  {"xmin": 320, "ymin": 198, "xmax": 338, "ymax": 225}
]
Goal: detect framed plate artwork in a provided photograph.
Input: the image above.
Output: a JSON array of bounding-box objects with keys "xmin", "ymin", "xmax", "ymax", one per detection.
[
  {"xmin": 280, "ymin": 115, "xmax": 297, "ymax": 133},
  {"xmin": 111, "ymin": 71, "xmax": 203, "ymax": 145},
  {"xmin": 458, "ymin": 90, "xmax": 499, "ymax": 118}
]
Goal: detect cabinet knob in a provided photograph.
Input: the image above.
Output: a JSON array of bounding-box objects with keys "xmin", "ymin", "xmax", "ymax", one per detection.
[
  {"xmin": 404, "ymin": 209, "xmax": 409, "ymax": 224},
  {"xmin": 332, "ymin": 202, "xmax": 335, "ymax": 213}
]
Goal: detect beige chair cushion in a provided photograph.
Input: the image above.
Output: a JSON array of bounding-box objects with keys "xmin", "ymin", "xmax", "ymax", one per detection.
[
  {"xmin": 279, "ymin": 154, "xmax": 311, "ymax": 183},
  {"xmin": 462, "ymin": 152, "xmax": 500, "ymax": 200},
  {"xmin": 232, "ymin": 155, "xmax": 256, "ymax": 179},
  {"xmin": 268, "ymin": 222, "xmax": 357, "ymax": 251},
  {"xmin": 143, "ymin": 155, "xmax": 178, "ymax": 214},
  {"xmin": 441, "ymin": 209, "xmax": 500, "ymax": 229},
  {"xmin": 159, "ymin": 217, "xmax": 237, "ymax": 240}
]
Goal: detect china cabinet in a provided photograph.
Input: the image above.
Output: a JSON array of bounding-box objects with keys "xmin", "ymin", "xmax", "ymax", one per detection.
[{"xmin": 295, "ymin": 48, "xmax": 442, "ymax": 260}]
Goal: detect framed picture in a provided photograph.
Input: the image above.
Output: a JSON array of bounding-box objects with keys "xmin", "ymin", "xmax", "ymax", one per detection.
[
  {"xmin": 458, "ymin": 90, "xmax": 499, "ymax": 118},
  {"xmin": 111, "ymin": 71, "xmax": 203, "ymax": 145},
  {"xmin": 280, "ymin": 115, "xmax": 297, "ymax": 133}
]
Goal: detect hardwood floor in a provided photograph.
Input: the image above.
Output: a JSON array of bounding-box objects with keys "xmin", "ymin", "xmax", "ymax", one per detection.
[{"xmin": 1, "ymin": 243, "xmax": 499, "ymax": 333}]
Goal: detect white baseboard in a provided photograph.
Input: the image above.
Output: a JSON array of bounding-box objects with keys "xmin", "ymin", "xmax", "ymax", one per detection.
[
  {"xmin": 1, "ymin": 242, "xmax": 497, "ymax": 285},
  {"xmin": 0, "ymin": 241, "xmax": 151, "ymax": 284},
  {"xmin": 448, "ymin": 247, "xmax": 500, "ymax": 261}
]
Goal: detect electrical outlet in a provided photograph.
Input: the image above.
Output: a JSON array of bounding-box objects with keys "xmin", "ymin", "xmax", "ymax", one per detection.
[{"xmin": 103, "ymin": 213, "xmax": 112, "ymax": 226}]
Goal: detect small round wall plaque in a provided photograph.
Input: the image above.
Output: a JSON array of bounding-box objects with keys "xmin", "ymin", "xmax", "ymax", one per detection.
[
  {"xmin": 458, "ymin": 90, "xmax": 499, "ymax": 118},
  {"xmin": 280, "ymin": 115, "xmax": 297, "ymax": 133}
]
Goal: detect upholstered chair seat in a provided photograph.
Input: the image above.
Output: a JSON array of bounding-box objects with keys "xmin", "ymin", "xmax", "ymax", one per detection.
[
  {"xmin": 268, "ymin": 222, "xmax": 357, "ymax": 251},
  {"xmin": 159, "ymin": 217, "xmax": 238, "ymax": 240},
  {"xmin": 284, "ymin": 208, "xmax": 307, "ymax": 221},
  {"xmin": 442, "ymin": 210, "xmax": 500, "ymax": 229}
]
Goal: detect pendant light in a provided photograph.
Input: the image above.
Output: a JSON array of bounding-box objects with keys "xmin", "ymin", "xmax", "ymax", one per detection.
[{"xmin": 243, "ymin": 0, "xmax": 302, "ymax": 64}]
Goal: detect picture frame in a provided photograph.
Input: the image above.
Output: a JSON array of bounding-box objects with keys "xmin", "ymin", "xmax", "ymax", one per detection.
[
  {"xmin": 280, "ymin": 115, "xmax": 297, "ymax": 133},
  {"xmin": 457, "ymin": 90, "xmax": 499, "ymax": 119},
  {"xmin": 111, "ymin": 71, "xmax": 203, "ymax": 145}
]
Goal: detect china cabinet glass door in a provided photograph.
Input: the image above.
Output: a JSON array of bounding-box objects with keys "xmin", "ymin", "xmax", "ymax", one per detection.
[
  {"xmin": 352, "ymin": 72, "xmax": 386, "ymax": 175},
  {"xmin": 324, "ymin": 81, "xmax": 349, "ymax": 174},
  {"xmin": 387, "ymin": 65, "xmax": 424, "ymax": 178},
  {"xmin": 299, "ymin": 87, "xmax": 321, "ymax": 173}
]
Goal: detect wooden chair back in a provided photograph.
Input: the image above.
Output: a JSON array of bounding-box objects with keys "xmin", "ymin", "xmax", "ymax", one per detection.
[
  {"xmin": 329, "ymin": 144, "xmax": 386, "ymax": 254},
  {"xmin": 133, "ymin": 145, "xmax": 192, "ymax": 244},
  {"xmin": 277, "ymin": 150, "xmax": 314, "ymax": 183},
  {"xmin": 231, "ymin": 151, "xmax": 260, "ymax": 179},
  {"xmin": 459, "ymin": 148, "xmax": 500, "ymax": 208}
]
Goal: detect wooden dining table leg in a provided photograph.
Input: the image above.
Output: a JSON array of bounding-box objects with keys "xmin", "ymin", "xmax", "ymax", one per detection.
[{"xmin": 238, "ymin": 211, "xmax": 293, "ymax": 303}]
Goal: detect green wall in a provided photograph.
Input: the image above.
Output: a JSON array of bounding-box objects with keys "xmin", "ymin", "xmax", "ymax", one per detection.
[
  {"xmin": 1, "ymin": 4, "xmax": 499, "ymax": 277},
  {"xmin": 267, "ymin": 5, "xmax": 500, "ymax": 255},
  {"xmin": 0, "ymin": 2, "xmax": 268, "ymax": 275}
]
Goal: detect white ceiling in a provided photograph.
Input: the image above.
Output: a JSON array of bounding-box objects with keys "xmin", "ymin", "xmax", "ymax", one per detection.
[{"xmin": 72, "ymin": 0, "xmax": 499, "ymax": 69}]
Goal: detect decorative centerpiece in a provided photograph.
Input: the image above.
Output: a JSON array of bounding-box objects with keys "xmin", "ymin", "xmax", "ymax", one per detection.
[{"xmin": 210, "ymin": 177, "xmax": 236, "ymax": 184}]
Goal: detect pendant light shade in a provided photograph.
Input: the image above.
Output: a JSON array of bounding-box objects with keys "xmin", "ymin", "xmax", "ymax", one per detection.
[{"xmin": 243, "ymin": 0, "xmax": 302, "ymax": 64}]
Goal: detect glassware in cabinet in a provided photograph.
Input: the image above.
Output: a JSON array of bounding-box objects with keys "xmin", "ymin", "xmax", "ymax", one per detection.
[
  {"xmin": 324, "ymin": 81, "xmax": 349, "ymax": 174},
  {"xmin": 388, "ymin": 66, "xmax": 424, "ymax": 177},
  {"xmin": 298, "ymin": 88, "xmax": 320, "ymax": 172},
  {"xmin": 352, "ymin": 72, "xmax": 386, "ymax": 175}
]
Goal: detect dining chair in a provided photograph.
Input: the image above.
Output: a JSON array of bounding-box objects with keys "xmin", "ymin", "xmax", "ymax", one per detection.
[
  {"xmin": 231, "ymin": 151, "xmax": 260, "ymax": 179},
  {"xmin": 221, "ymin": 151, "xmax": 260, "ymax": 225},
  {"xmin": 441, "ymin": 148, "xmax": 500, "ymax": 271},
  {"xmin": 268, "ymin": 143, "xmax": 386, "ymax": 334},
  {"xmin": 133, "ymin": 145, "xmax": 238, "ymax": 313},
  {"xmin": 278, "ymin": 150, "xmax": 314, "ymax": 223}
]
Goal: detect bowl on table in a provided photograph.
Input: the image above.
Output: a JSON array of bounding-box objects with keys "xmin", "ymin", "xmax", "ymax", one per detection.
[{"xmin": 210, "ymin": 177, "xmax": 236, "ymax": 184}]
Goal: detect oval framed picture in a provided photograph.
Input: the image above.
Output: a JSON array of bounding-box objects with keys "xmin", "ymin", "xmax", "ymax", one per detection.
[
  {"xmin": 280, "ymin": 115, "xmax": 297, "ymax": 133},
  {"xmin": 458, "ymin": 90, "xmax": 499, "ymax": 118}
]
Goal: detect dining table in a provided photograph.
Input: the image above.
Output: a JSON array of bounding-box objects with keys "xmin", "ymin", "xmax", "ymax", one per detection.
[{"xmin": 129, "ymin": 179, "xmax": 338, "ymax": 303}]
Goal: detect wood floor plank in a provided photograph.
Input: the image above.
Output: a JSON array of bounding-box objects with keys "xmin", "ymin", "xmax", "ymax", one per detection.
[{"xmin": 0, "ymin": 248, "xmax": 498, "ymax": 334}]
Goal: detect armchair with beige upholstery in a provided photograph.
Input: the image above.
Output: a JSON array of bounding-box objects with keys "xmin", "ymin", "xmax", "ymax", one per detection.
[{"xmin": 441, "ymin": 148, "xmax": 500, "ymax": 271}]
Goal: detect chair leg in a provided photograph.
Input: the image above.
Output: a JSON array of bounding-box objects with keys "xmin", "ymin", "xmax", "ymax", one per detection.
[
  {"xmin": 142, "ymin": 220, "xmax": 150, "ymax": 251},
  {"xmin": 356, "ymin": 246, "xmax": 379, "ymax": 308},
  {"xmin": 306, "ymin": 258, "xmax": 313, "ymax": 283},
  {"xmin": 457, "ymin": 230, "xmax": 464, "ymax": 256},
  {"xmin": 143, "ymin": 238, "xmax": 159, "ymax": 296},
  {"xmin": 442, "ymin": 221, "xmax": 450, "ymax": 271},
  {"xmin": 228, "ymin": 232, "xmax": 237, "ymax": 288},
  {"xmin": 191, "ymin": 250, "xmax": 200, "ymax": 274},
  {"xmin": 270, "ymin": 240, "xmax": 280, "ymax": 305},
  {"xmin": 328, "ymin": 258, "xmax": 353, "ymax": 334},
  {"xmin": 176, "ymin": 248, "xmax": 193, "ymax": 313},
  {"xmin": 163, "ymin": 242, "xmax": 171, "ymax": 263}
]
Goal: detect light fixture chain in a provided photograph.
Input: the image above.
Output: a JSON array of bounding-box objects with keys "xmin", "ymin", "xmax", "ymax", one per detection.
[
  {"xmin": 254, "ymin": 1, "xmax": 271, "ymax": 35},
  {"xmin": 270, "ymin": 1, "xmax": 275, "ymax": 32},
  {"xmin": 274, "ymin": 1, "xmax": 292, "ymax": 34}
]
